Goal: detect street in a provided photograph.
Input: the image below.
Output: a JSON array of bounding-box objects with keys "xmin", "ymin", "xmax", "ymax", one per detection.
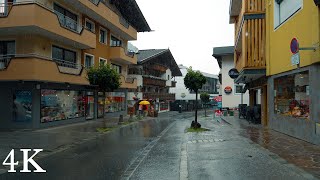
[{"xmin": 0, "ymin": 112, "xmax": 317, "ymax": 180}]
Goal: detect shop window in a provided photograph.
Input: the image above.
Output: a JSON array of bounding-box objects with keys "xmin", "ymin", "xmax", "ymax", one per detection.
[
  {"xmin": 98, "ymin": 92, "xmax": 105, "ymax": 118},
  {"xmin": 13, "ymin": 90, "xmax": 32, "ymax": 122},
  {"xmin": 86, "ymin": 92, "xmax": 94, "ymax": 120},
  {"xmin": 40, "ymin": 90, "xmax": 85, "ymax": 123},
  {"xmin": 105, "ymin": 92, "xmax": 126, "ymax": 113},
  {"xmin": 274, "ymin": 71, "xmax": 310, "ymax": 119},
  {"xmin": 274, "ymin": 0, "xmax": 302, "ymax": 28}
]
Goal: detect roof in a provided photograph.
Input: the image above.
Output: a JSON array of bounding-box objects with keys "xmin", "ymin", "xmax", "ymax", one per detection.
[
  {"xmin": 136, "ymin": 49, "xmax": 182, "ymax": 76},
  {"xmin": 201, "ymin": 72, "xmax": 219, "ymax": 79},
  {"xmin": 212, "ymin": 46, "xmax": 234, "ymax": 68},
  {"xmin": 111, "ymin": 0, "xmax": 151, "ymax": 32},
  {"xmin": 229, "ymin": 0, "xmax": 242, "ymax": 23},
  {"xmin": 137, "ymin": 49, "xmax": 168, "ymax": 63}
]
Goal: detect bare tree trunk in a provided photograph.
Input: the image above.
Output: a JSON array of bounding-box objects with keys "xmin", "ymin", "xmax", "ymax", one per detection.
[{"xmin": 205, "ymin": 104, "xmax": 207, "ymax": 117}]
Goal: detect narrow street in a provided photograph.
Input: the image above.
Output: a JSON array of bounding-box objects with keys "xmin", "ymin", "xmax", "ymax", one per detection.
[{"xmin": 0, "ymin": 112, "xmax": 317, "ymax": 180}]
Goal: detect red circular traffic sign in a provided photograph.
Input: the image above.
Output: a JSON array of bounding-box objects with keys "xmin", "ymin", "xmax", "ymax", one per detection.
[{"xmin": 290, "ymin": 38, "xmax": 299, "ymax": 54}]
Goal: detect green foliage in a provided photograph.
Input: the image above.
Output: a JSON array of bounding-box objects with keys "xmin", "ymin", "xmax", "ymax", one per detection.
[
  {"xmin": 200, "ymin": 92, "xmax": 210, "ymax": 104},
  {"xmin": 87, "ymin": 64, "xmax": 121, "ymax": 92},
  {"xmin": 187, "ymin": 127, "xmax": 210, "ymax": 133},
  {"xmin": 184, "ymin": 67, "xmax": 207, "ymax": 93}
]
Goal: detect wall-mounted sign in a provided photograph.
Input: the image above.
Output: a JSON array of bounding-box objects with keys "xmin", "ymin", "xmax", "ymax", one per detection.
[
  {"xmin": 224, "ymin": 86, "xmax": 232, "ymax": 94},
  {"xmin": 291, "ymin": 53, "xmax": 300, "ymax": 65},
  {"xmin": 228, "ymin": 68, "xmax": 239, "ymax": 79},
  {"xmin": 290, "ymin": 38, "xmax": 299, "ymax": 54}
]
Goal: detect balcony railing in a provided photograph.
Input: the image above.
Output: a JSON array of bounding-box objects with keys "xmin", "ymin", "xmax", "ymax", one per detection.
[
  {"xmin": 54, "ymin": 10, "xmax": 83, "ymax": 33},
  {"xmin": 89, "ymin": 0, "xmax": 100, "ymax": 5},
  {"xmin": 143, "ymin": 76, "xmax": 166, "ymax": 87},
  {"xmin": 143, "ymin": 93, "xmax": 175, "ymax": 101},
  {"xmin": 0, "ymin": 54, "xmax": 83, "ymax": 75},
  {"xmin": 0, "ymin": 2, "xmax": 10, "ymax": 17},
  {"xmin": 0, "ymin": 55, "xmax": 13, "ymax": 70}
]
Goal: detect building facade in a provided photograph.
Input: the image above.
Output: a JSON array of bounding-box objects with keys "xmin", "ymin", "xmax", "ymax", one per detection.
[
  {"xmin": 213, "ymin": 46, "xmax": 249, "ymax": 109},
  {"xmin": 266, "ymin": 0, "xmax": 320, "ymax": 144},
  {"xmin": 169, "ymin": 65, "xmax": 219, "ymax": 111},
  {"xmin": 0, "ymin": 0, "xmax": 150, "ymax": 129},
  {"xmin": 128, "ymin": 49, "xmax": 182, "ymax": 113},
  {"xmin": 228, "ymin": 0, "xmax": 268, "ymax": 125}
]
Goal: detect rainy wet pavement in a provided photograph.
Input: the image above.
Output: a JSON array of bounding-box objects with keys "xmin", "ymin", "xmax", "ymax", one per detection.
[{"xmin": 0, "ymin": 111, "xmax": 319, "ymax": 179}]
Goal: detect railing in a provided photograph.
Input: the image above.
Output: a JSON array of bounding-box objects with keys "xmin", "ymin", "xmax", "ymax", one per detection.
[
  {"xmin": 0, "ymin": 55, "xmax": 13, "ymax": 70},
  {"xmin": 0, "ymin": 54, "xmax": 83, "ymax": 75},
  {"xmin": 110, "ymin": 46, "xmax": 136, "ymax": 58},
  {"xmin": 143, "ymin": 76, "xmax": 166, "ymax": 87},
  {"xmin": 89, "ymin": 0, "xmax": 100, "ymax": 5},
  {"xmin": 54, "ymin": 10, "xmax": 82, "ymax": 33},
  {"xmin": 143, "ymin": 93, "xmax": 175, "ymax": 101},
  {"xmin": 0, "ymin": 2, "xmax": 12, "ymax": 17}
]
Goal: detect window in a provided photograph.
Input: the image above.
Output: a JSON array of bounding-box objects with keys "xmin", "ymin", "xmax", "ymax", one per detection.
[
  {"xmin": 274, "ymin": 0, "xmax": 302, "ymax": 28},
  {"xmin": 168, "ymin": 75, "xmax": 170, "ymax": 80},
  {"xmin": 274, "ymin": 71, "xmax": 310, "ymax": 119},
  {"xmin": 99, "ymin": 58, "xmax": 107, "ymax": 66},
  {"xmin": 53, "ymin": 3, "xmax": 78, "ymax": 31},
  {"xmin": 111, "ymin": 64, "xmax": 121, "ymax": 74},
  {"xmin": 52, "ymin": 46, "xmax": 77, "ymax": 68},
  {"xmin": 85, "ymin": 54, "xmax": 94, "ymax": 68},
  {"xmin": 110, "ymin": 35, "xmax": 122, "ymax": 47},
  {"xmin": 235, "ymin": 84, "xmax": 244, "ymax": 95},
  {"xmin": 99, "ymin": 28, "xmax": 107, "ymax": 44},
  {"xmin": 85, "ymin": 18, "xmax": 95, "ymax": 32}
]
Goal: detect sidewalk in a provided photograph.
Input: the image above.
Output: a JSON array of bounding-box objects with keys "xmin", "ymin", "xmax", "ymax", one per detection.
[
  {"xmin": 0, "ymin": 114, "xmax": 155, "ymax": 173},
  {"xmin": 221, "ymin": 116, "xmax": 320, "ymax": 179}
]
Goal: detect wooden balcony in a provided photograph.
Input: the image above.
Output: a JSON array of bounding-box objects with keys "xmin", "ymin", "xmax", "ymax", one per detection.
[
  {"xmin": 143, "ymin": 76, "xmax": 166, "ymax": 87},
  {"xmin": 232, "ymin": 0, "xmax": 266, "ymax": 83},
  {"xmin": 143, "ymin": 93, "xmax": 175, "ymax": 101},
  {"xmin": 109, "ymin": 46, "xmax": 137, "ymax": 65}
]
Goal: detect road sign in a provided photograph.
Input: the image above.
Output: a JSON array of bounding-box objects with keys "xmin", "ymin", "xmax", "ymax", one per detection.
[
  {"xmin": 291, "ymin": 53, "xmax": 300, "ymax": 65},
  {"xmin": 290, "ymin": 38, "xmax": 299, "ymax": 54}
]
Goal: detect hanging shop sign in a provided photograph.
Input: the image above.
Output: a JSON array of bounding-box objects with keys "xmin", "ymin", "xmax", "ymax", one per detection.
[
  {"xmin": 228, "ymin": 68, "xmax": 239, "ymax": 79},
  {"xmin": 224, "ymin": 86, "xmax": 232, "ymax": 94}
]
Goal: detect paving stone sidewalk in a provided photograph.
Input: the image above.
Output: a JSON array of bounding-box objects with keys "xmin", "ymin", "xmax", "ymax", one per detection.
[{"xmin": 222, "ymin": 116, "xmax": 320, "ymax": 179}]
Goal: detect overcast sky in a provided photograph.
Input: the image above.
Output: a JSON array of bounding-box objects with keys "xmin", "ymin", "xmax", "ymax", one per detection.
[{"xmin": 131, "ymin": 0, "xmax": 234, "ymax": 75}]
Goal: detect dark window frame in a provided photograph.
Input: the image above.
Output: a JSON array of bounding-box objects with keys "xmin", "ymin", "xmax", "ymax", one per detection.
[{"xmin": 52, "ymin": 45, "xmax": 77, "ymax": 63}]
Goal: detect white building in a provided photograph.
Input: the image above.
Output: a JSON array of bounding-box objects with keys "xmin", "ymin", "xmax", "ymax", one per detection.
[
  {"xmin": 212, "ymin": 46, "xmax": 249, "ymax": 108},
  {"xmin": 169, "ymin": 65, "xmax": 219, "ymax": 111}
]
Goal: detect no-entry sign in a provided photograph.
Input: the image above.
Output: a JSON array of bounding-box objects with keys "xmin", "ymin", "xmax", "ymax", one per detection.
[{"xmin": 290, "ymin": 38, "xmax": 299, "ymax": 54}]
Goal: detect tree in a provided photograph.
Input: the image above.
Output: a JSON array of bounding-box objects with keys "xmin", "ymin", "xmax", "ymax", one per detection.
[
  {"xmin": 184, "ymin": 67, "xmax": 207, "ymax": 128},
  {"xmin": 200, "ymin": 92, "xmax": 210, "ymax": 117},
  {"xmin": 87, "ymin": 64, "xmax": 121, "ymax": 92}
]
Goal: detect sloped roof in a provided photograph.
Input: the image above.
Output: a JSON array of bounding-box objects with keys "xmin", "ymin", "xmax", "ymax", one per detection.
[
  {"xmin": 136, "ymin": 49, "xmax": 182, "ymax": 76},
  {"xmin": 137, "ymin": 49, "xmax": 167, "ymax": 63},
  {"xmin": 212, "ymin": 46, "xmax": 234, "ymax": 68},
  {"xmin": 111, "ymin": 0, "xmax": 151, "ymax": 32}
]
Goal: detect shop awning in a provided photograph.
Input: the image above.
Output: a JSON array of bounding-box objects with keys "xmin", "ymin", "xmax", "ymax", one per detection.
[{"xmin": 234, "ymin": 69, "xmax": 266, "ymax": 84}]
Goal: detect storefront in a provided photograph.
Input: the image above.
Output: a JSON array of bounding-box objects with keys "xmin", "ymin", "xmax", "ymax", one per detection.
[
  {"xmin": 0, "ymin": 82, "xmax": 96, "ymax": 129},
  {"xmin": 268, "ymin": 65, "xmax": 320, "ymax": 145}
]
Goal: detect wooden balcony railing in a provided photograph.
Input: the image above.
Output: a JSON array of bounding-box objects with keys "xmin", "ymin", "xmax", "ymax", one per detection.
[
  {"xmin": 234, "ymin": 0, "xmax": 266, "ymax": 71},
  {"xmin": 143, "ymin": 93, "xmax": 175, "ymax": 101},
  {"xmin": 143, "ymin": 76, "xmax": 166, "ymax": 87}
]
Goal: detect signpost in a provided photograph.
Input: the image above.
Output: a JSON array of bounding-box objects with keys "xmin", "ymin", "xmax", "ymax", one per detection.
[
  {"xmin": 290, "ymin": 38, "xmax": 300, "ymax": 66},
  {"xmin": 228, "ymin": 68, "xmax": 239, "ymax": 79}
]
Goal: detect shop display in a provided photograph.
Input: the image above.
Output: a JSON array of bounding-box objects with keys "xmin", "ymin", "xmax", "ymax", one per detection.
[
  {"xmin": 13, "ymin": 91, "xmax": 32, "ymax": 122},
  {"xmin": 105, "ymin": 92, "xmax": 125, "ymax": 113},
  {"xmin": 40, "ymin": 90, "xmax": 85, "ymax": 123},
  {"xmin": 85, "ymin": 92, "xmax": 94, "ymax": 119},
  {"xmin": 274, "ymin": 71, "xmax": 310, "ymax": 119}
]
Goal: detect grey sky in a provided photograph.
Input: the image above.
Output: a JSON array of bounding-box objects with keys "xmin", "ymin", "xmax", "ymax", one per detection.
[{"xmin": 131, "ymin": 0, "xmax": 234, "ymax": 75}]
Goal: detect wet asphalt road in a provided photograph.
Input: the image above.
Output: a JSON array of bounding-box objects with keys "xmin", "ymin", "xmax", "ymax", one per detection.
[{"xmin": 0, "ymin": 111, "xmax": 316, "ymax": 180}]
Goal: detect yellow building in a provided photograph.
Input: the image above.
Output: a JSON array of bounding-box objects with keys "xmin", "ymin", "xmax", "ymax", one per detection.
[
  {"xmin": 266, "ymin": 0, "xmax": 320, "ymax": 144},
  {"xmin": 229, "ymin": 0, "xmax": 268, "ymax": 126},
  {"xmin": 0, "ymin": 0, "xmax": 150, "ymax": 128}
]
